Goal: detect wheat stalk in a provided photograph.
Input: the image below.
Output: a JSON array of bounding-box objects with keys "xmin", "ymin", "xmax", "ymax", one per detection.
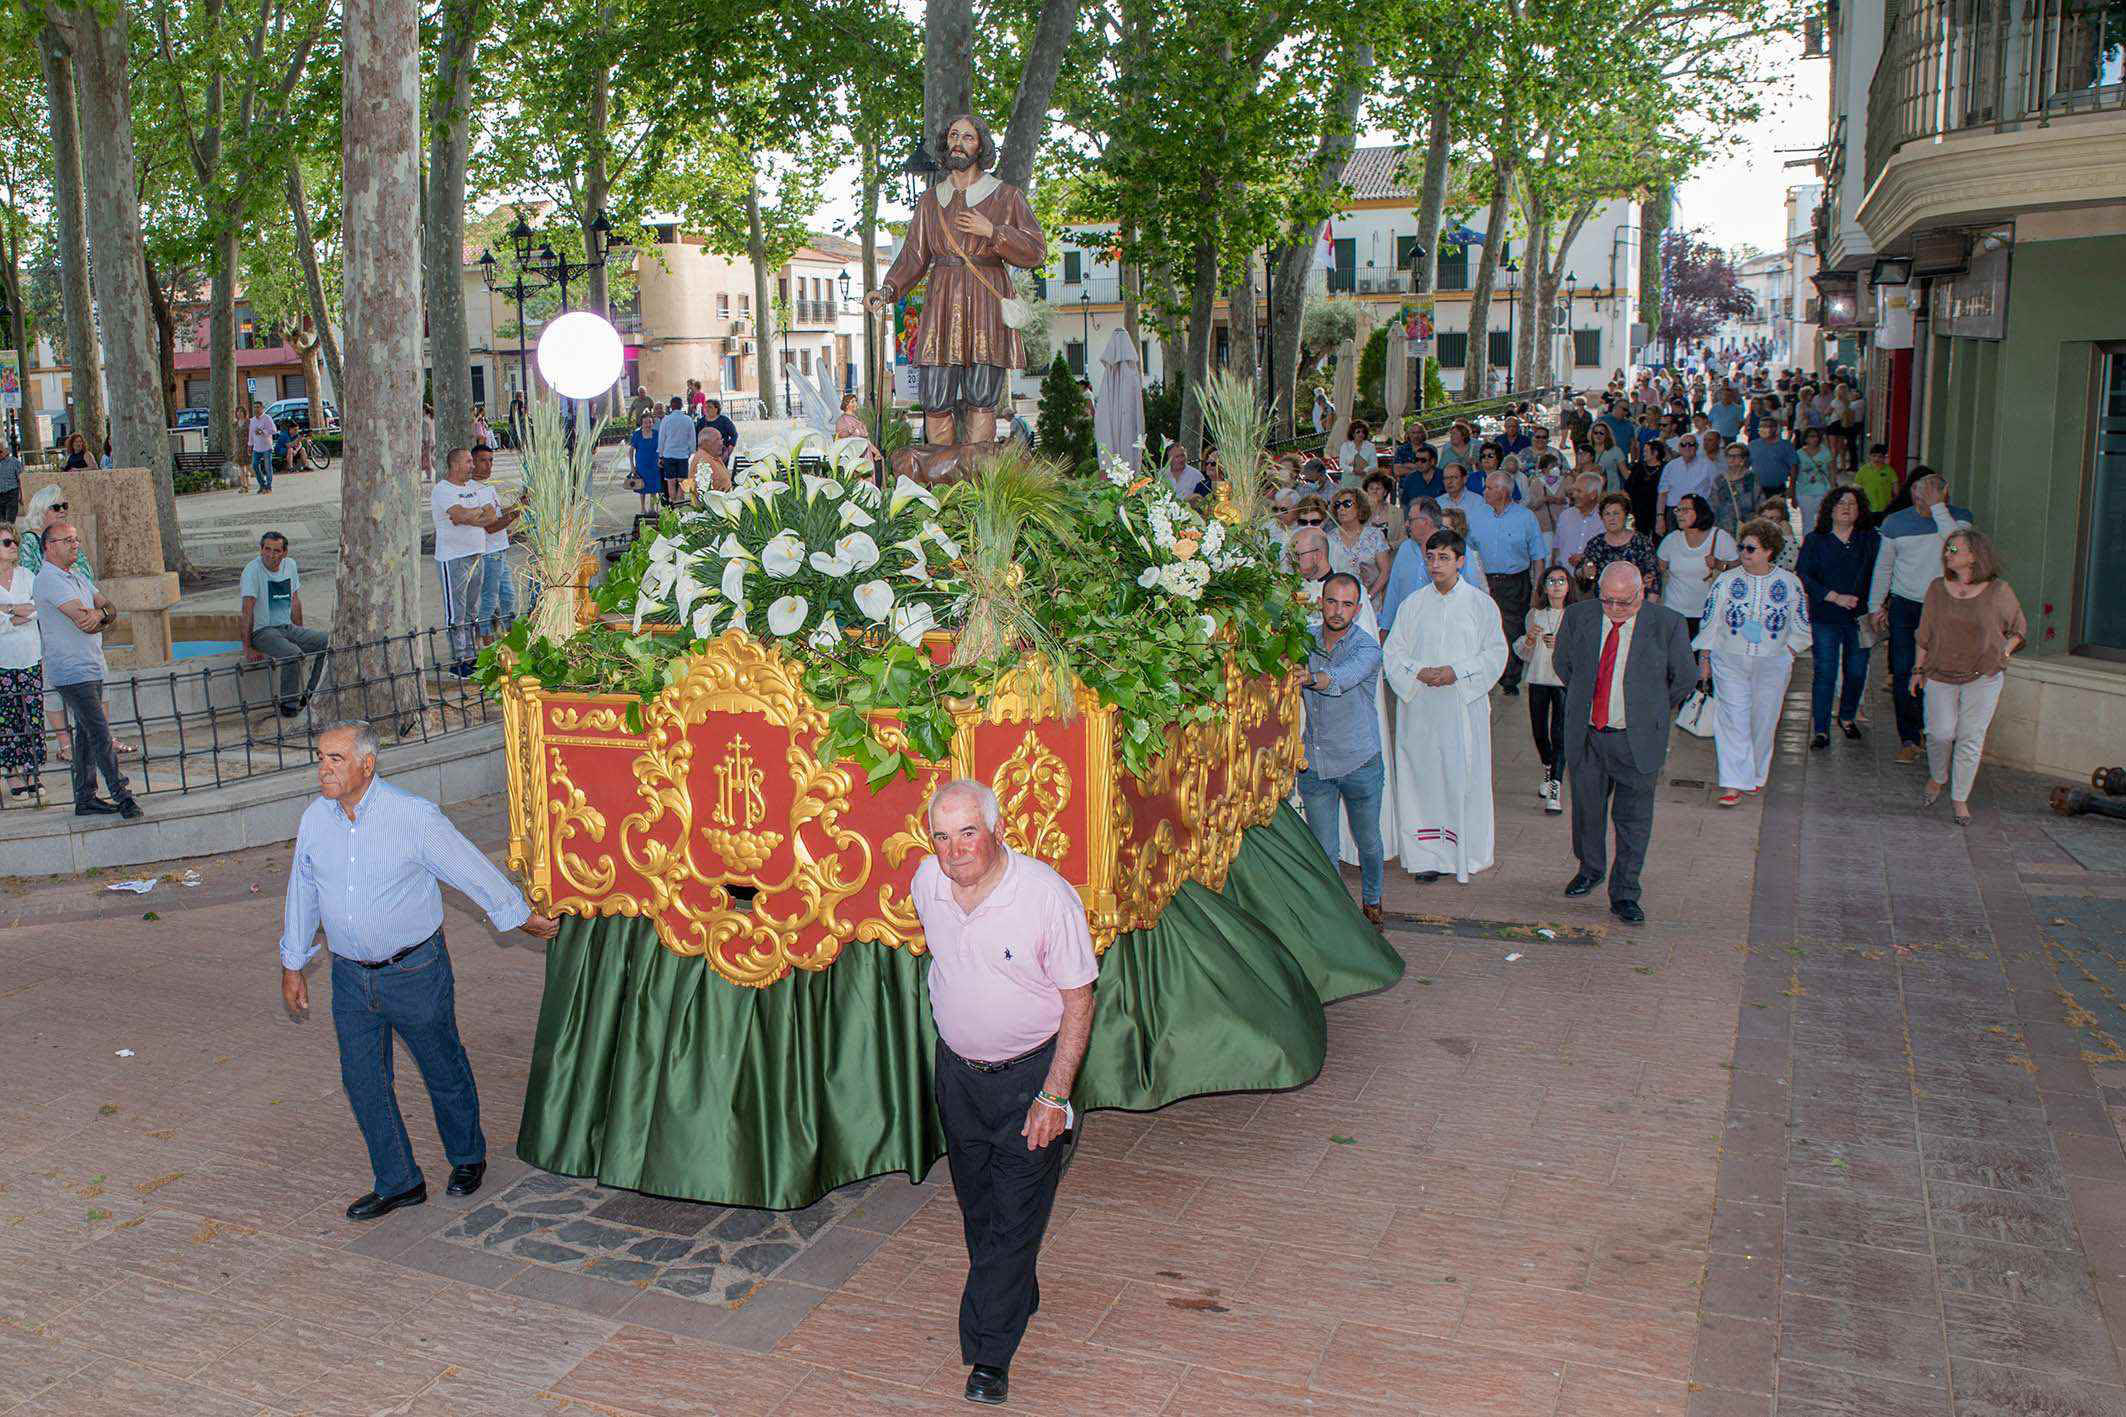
[
  {"xmin": 1198, "ymin": 368, "xmax": 1269, "ymax": 526},
  {"xmin": 941, "ymin": 445, "xmax": 1078, "ymax": 717},
  {"xmin": 515, "ymin": 396, "xmax": 602, "ymax": 644}
]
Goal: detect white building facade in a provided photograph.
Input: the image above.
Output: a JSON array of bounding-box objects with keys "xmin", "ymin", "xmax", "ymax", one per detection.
[{"xmin": 1035, "ymin": 145, "xmax": 1642, "ymax": 403}]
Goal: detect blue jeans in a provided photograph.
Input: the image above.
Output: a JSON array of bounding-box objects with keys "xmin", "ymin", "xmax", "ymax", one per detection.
[
  {"xmin": 1887, "ymin": 594, "xmax": 1925, "ymax": 747},
  {"xmin": 1810, "ymin": 620, "xmax": 1869, "ymax": 734},
  {"xmin": 329, "ymin": 932, "xmax": 484, "ymax": 1198},
  {"xmin": 251, "ymin": 449, "xmax": 273, "ymax": 490},
  {"xmin": 1298, "ymin": 752, "xmax": 1385, "ymax": 905},
  {"xmin": 477, "ymin": 548, "xmax": 518, "ymax": 634}
]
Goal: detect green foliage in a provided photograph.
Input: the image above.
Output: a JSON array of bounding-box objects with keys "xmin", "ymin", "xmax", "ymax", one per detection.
[
  {"xmin": 1422, "ymin": 355, "xmax": 1449, "ymax": 411},
  {"xmin": 1357, "ymin": 323, "xmax": 1388, "ymax": 416},
  {"xmin": 1301, "ymin": 297, "xmax": 1360, "ymax": 359},
  {"xmin": 1141, "ymin": 379, "xmax": 1182, "ymax": 465},
  {"xmin": 1036, "ymin": 354, "xmax": 1095, "ymax": 478}
]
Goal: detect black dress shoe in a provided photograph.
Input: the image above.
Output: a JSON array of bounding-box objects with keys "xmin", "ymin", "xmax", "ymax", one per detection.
[
  {"xmin": 446, "ymin": 1161, "xmax": 486, "ymax": 1197},
  {"xmin": 75, "ymin": 797, "xmax": 121, "ymax": 816},
  {"xmin": 964, "ymin": 1365, "xmax": 1009, "ymax": 1405},
  {"xmin": 345, "ymin": 1183, "xmax": 427, "ymax": 1220},
  {"xmin": 118, "ymin": 799, "xmax": 143, "ymax": 820},
  {"xmin": 1500, "ymin": 683, "xmax": 1520, "ymax": 697},
  {"xmin": 1413, "ymin": 871, "xmax": 1443, "ymax": 883},
  {"xmin": 1611, "ymin": 900, "xmax": 1646, "ymax": 925},
  {"xmin": 1840, "ymin": 721, "xmax": 1862, "ymax": 740},
  {"xmin": 1564, "ymin": 872, "xmax": 1601, "ymax": 897},
  {"xmin": 1810, "ymin": 732, "xmax": 1829, "ymax": 750}
]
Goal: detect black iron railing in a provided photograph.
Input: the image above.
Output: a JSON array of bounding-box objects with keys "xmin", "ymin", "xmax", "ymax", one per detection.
[
  {"xmin": 7, "ymin": 622, "xmax": 510, "ymax": 810},
  {"xmin": 1867, "ymin": 0, "xmax": 2126, "ymax": 187}
]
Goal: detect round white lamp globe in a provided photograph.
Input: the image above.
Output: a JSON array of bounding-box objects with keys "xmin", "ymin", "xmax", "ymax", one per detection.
[{"xmin": 536, "ymin": 311, "xmax": 624, "ymax": 399}]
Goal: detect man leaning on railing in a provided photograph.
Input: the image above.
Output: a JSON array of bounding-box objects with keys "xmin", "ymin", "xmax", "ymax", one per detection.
[{"xmin": 240, "ymin": 531, "xmax": 329, "ymax": 717}]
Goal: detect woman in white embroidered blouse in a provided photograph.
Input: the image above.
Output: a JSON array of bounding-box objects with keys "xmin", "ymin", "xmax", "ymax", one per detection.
[{"xmin": 1694, "ymin": 516, "xmax": 1813, "ymax": 806}]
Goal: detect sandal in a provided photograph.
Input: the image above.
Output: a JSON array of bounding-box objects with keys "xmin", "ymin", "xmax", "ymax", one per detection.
[{"xmin": 1718, "ymin": 790, "xmax": 1742, "ymax": 807}]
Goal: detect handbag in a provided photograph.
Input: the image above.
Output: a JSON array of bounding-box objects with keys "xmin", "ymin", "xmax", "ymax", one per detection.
[{"xmin": 1675, "ymin": 683, "xmax": 1716, "ymax": 738}]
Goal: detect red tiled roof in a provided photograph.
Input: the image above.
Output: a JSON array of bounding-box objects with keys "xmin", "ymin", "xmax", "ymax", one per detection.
[{"xmin": 1339, "ymin": 145, "xmax": 1418, "ymax": 201}]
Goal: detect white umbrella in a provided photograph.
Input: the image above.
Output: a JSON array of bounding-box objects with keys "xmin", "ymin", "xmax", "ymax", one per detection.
[
  {"xmin": 1093, "ymin": 326, "xmax": 1144, "ymax": 468},
  {"xmin": 1327, "ymin": 306, "xmax": 1371, "ymax": 455},
  {"xmin": 1384, "ymin": 320, "xmax": 1410, "ymax": 432}
]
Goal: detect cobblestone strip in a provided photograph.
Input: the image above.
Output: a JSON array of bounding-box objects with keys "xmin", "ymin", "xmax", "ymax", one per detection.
[{"xmin": 1692, "ymin": 685, "xmax": 2126, "ymax": 1417}]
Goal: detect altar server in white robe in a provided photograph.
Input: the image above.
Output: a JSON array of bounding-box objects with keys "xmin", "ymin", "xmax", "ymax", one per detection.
[
  {"xmin": 1382, "ymin": 529, "xmax": 1509, "ymax": 882},
  {"xmin": 1291, "ymin": 527, "xmax": 1397, "ymax": 865}
]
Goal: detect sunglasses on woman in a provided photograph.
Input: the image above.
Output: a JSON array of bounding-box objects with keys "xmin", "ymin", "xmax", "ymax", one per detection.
[
  {"xmin": 0, "ymin": 539, "xmax": 15, "ymax": 549},
  {"xmin": 1297, "ymin": 516, "xmax": 1324, "ymax": 526}
]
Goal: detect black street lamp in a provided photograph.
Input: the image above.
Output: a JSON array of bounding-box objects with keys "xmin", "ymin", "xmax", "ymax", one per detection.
[
  {"xmin": 1501, "ymin": 257, "xmax": 1521, "ymax": 392},
  {"xmin": 899, "ymin": 138, "xmax": 940, "ymax": 208},
  {"xmin": 1078, "ymin": 288, "xmax": 1091, "ymax": 374},
  {"xmin": 1565, "ymin": 273, "xmax": 1580, "ymax": 378},
  {"xmin": 481, "ymin": 224, "xmax": 548, "ymax": 402},
  {"xmin": 487, "ymin": 208, "xmax": 629, "ymax": 405},
  {"xmin": 1402, "ymin": 240, "xmax": 1429, "ymax": 412}
]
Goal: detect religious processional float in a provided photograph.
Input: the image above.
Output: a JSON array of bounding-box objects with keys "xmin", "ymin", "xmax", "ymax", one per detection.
[{"xmin": 481, "ymin": 394, "xmax": 1401, "ymax": 1208}]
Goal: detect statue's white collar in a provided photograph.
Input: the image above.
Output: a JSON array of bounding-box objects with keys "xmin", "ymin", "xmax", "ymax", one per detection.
[{"xmin": 935, "ymin": 171, "xmax": 1001, "ymax": 206}]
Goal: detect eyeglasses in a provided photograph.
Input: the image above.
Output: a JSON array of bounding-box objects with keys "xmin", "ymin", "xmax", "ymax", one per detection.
[
  {"xmin": 0, "ymin": 540, "xmax": 15, "ymax": 549},
  {"xmin": 50, "ymin": 502, "xmax": 66, "ymax": 512},
  {"xmin": 1597, "ymin": 595, "xmax": 1638, "ymax": 608},
  {"xmin": 1333, "ymin": 499, "xmax": 1355, "ymax": 509},
  {"xmin": 1297, "ymin": 516, "xmax": 1324, "ymax": 526},
  {"xmin": 1740, "ymin": 542, "xmax": 1763, "ymax": 553}
]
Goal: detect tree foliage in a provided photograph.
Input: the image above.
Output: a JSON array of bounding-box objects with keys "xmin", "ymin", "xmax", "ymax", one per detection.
[
  {"xmin": 1036, "ymin": 352, "xmax": 1094, "ymax": 476},
  {"xmin": 1658, "ymin": 226, "xmax": 1754, "ymax": 358}
]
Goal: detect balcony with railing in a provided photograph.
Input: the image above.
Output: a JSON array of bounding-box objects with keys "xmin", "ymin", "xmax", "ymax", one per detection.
[{"xmin": 1862, "ymin": 0, "xmax": 2126, "ymax": 238}]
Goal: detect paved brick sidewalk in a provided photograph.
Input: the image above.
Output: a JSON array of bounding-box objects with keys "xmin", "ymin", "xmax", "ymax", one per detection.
[{"xmin": 1, "ymin": 675, "xmax": 2119, "ymax": 1414}]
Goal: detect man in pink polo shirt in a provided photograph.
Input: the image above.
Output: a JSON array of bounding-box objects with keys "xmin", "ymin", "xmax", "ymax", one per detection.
[{"xmin": 916, "ymin": 779, "xmax": 1098, "ymax": 1407}]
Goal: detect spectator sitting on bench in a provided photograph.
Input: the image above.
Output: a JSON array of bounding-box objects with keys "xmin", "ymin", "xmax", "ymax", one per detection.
[{"xmin": 241, "ymin": 532, "xmax": 329, "ymax": 717}]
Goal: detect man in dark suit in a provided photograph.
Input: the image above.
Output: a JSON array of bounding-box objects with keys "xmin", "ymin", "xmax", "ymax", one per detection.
[{"xmin": 1552, "ymin": 562, "xmax": 1698, "ymax": 924}]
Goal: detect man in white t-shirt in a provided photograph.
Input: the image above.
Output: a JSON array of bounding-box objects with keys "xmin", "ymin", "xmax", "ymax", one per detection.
[
  {"xmin": 240, "ymin": 531, "xmax": 330, "ymax": 714},
  {"xmin": 470, "ymin": 445, "xmax": 523, "ymax": 641},
  {"xmin": 430, "ymin": 448, "xmax": 497, "ymax": 677},
  {"xmin": 1657, "ymin": 434, "xmax": 1717, "ymax": 531}
]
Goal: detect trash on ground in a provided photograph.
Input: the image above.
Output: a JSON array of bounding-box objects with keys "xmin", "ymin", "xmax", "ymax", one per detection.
[
  {"xmin": 114, "ymin": 1049, "xmax": 135, "ymax": 1058},
  {"xmin": 1534, "ymin": 928, "xmax": 1557, "ymax": 940},
  {"xmin": 104, "ymin": 879, "xmax": 157, "ymax": 894},
  {"xmin": 1505, "ymin": 952, "xmax": 1523, "ymax": 962}
]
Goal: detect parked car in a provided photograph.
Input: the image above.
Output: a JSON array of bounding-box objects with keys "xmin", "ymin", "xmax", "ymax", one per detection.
[
  {"xmin": 173, "ymin": 408, "xmax": 211, "ymax": 431},
  {"xmin": 265, "ymin": 397, "xmax": 340, "ymax": 431}
]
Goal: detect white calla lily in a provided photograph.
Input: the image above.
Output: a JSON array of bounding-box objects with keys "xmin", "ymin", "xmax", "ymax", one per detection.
[
  {"xmin": 715, "ymin": 533, "xmax": 753, "ymax": 561},
  {"xmin": 848, "ymin": 476, "xmax": 883, "ymax": 507},
  {"xmin": 890, "ymin": 600, "xmax": 938, "ymax": 646},
  {"xmin": 807, "ymin": 613, "xmax": 842, "ymax": 650},
  {"xmin": 829, "ymin": 436, "xmax": 875, "ymax": 476},
  {"xmin": 640, "ymin": 561, "xmax": 678, "ymax": 600},
  {"xmin": 690, "ymin": 601, "xmax": 724, "ymax": 638},
  {"xmin": 838, "ymin": 501, "xmax": 875, "ymax": 528},
  {"xmin": 854, "ymin": 579, "xmax": 896, "ymax": 622},
  {"xmin": 673, "ymin": 565, "xmax": 708, "ymax": 618},
  {"xmin": 889, "ymin": 475, "xmax": 939, "ymax": 517},
  {"xmin": 721, "ymin": 559, "xmax": 749, "ymax": 603},
  {"xmin": 835, "ymin": 531, "xmax": 881, "ymax": 572},
  {"xmin": 761, "ymin": 531, "xmax": 806, "ymax": 578},
  {"xmin": 801, "ymin": 473, "xmax": 845, "ymax": 503},
  {"xmin": 767, "ymin": 595, "xmax": 810, "ymax": 637},
  {"xmin": 808, "ymin": 549, "xmax": 855, "ymax": 577},
  {"xmin": 632, "ymin": 598, "xmax": 666, "ymax": 633},
  {"xmin": 922, "ymin": 523, "xmax": 961, "ymax": 560},
  {"xmin": 646, "ymin": 535, "xmax": 678, "ymax": 566}
]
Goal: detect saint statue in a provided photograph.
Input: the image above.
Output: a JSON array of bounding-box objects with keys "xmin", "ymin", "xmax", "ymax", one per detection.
[{"xmin": 866, "ymin": 113, "xmax": 1047, "ymax": 479}]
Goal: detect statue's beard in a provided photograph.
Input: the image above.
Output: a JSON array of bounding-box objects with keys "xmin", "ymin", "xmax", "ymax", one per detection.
[{"xmin": 942, "ymin": 148, "xmax": 977, "ymax": 171}]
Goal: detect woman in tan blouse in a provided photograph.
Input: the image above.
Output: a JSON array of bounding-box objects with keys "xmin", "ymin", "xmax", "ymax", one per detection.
[{"xmin": 1912, "ymin": 530, "xmax": 2026, "ymax": 822}]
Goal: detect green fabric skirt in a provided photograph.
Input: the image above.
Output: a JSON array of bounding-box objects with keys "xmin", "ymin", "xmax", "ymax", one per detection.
[{"xmin": 515, "ymin": 804, "xmax": 1403, "ymax": 1209}]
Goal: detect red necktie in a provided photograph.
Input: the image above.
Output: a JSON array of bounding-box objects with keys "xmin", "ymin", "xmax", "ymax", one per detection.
[{"xmin": 1590, "ymin": 621, "xmax": 1621, "ymax": 728}]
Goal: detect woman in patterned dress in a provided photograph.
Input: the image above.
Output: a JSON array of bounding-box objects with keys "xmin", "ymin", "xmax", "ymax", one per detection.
[{"xmin": 0, "ymin": 524, "xmax": 44, "ymax": 799}]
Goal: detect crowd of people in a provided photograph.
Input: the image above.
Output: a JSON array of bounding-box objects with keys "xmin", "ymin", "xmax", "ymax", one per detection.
[{"xmin": 1279, "ymin": 359, "xmax": 2018, "ymax": 920}]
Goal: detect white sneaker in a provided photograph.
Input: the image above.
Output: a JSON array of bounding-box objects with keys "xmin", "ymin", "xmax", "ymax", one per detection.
[
  {"xmin": 1538, "ymin": 777, "xmax": 1551, "ymax": 800},
  {"xmin": 1543, "ymin": 780, "xmax": 1563, "ymax": 814}
]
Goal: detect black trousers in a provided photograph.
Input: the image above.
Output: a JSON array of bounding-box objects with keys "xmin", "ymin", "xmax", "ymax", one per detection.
[
  {"xmin": 1568, "ymin": 727, "xmax": 1657, "ymax": 906},
  {"xmin": 1527, "ymin": 684, "xmax": 1565, "ymax": 778},
  {"xmin": 935, "ymin": 1036, "xmax": 1068, "ymax": 1369},
  {"xmin": 1489, "ymin": 572, "xmax": 1532, "ymax": 688}
]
